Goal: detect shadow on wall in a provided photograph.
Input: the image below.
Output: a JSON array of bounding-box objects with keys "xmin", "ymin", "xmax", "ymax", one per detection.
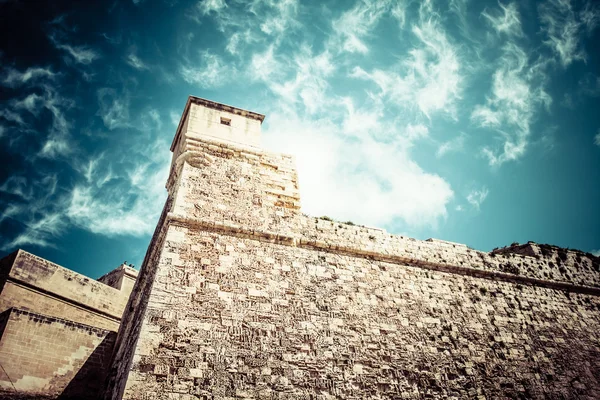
[
  {"xmin": 57, "ymin": 332, "xmax": 117, "ymax": 400},
  {"xmin": 0, "ymin": 330, "xmax": 116, "ymax": 400}
]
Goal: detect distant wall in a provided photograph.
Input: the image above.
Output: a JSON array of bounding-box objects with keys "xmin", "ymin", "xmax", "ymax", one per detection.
[
  {"xmin": 0, "ymin": 249, "xmax": 138, "ymax": 399},
  {"xmin": 0, "ymin": 308, "xmax": 115, "ymax": 398},
  {"xmin": 98, "ymin": 265, "xmax": 138, "ymax": 295},
  {"xmin": 0, "ymin": 250, "xmax": 134, "ymax": 331}
]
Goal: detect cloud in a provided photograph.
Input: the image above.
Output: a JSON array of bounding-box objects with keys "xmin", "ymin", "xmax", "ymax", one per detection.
[
  {"xmin": 466, "ymin": 187, "xmax": 489, "ymax": 210},
  {"xmin": 538, "ymin": 0, "xmax": 597, "ymax": 67},
  {"xmin": 196, "ymin": 0, "xmax": 227, "ymax": 16},
  {"xmin": 594, "ymin": 131, "xmax": 600, "ymax": 146},
  {"xmin": 1, "ymin": 67, "xmax": 56, "ymax": 88},
  {"xmin": 179, "ymin": 51, "xmax": 234, "ymax": 87},
  {"xmin": 0, "ymin": 175, "xmax": 65, "ymax": 251},
  {"xmin": 471, "ymin": 43, "xmax": 551, "ymax": 166},
  {"xmin": 37, "ymin": 88, "xmax": 74, "ymax": 159},
  {"xmin": 257, "ymin": 0, "xmax": 300, "ymax": 36},
  {"xmin": 0, "ymin": 109, "xmax": 25, "ymax": 125},
  {"xmin": 126, "ymin": 51, "xmax": 149, "ymax": 70},
  {"xmin": 2, "ymin": 212, "xmax": 67, "ymax": 250},
  {"xmin": 0, "ymin": 176, "xmax": 33, "ymax": 201},
  {"xmin": 262, "ymin": 100, "xmax": 453, "ymax": 229},
  {"xmin": 192, "ymin": 0, "xmax": 300, "ymax": 54},
  {"xmin": 331, "ymin": 0, "xmax": 392, "ymax": 54},
  {"xmin": 97, "ymin": 88, "xmax": 130, "ymax": 130},
  {"xmin": 436, "ymin": 133, "xmax": 466, "ymax": 158},
  {"xmin": 350, "ymin": 14, "xmax": 462, "ymax": 119},
  {"xmin": 592, "ymin": 249, "xmax": 600, "ymax": 257},
  {"xmin": 169, "ymin": 110, "xmax": 180, "ymax": 126},
  {"xmin": 51, "ymin": 38, "xmax": 100, "ymax": 65},
  {"xmin": 482, "ymin": 2, "xmax": 523, "ymax": 37},
  {"xmin": 266, "ymin": 46, "xmax": 335, "ymax": 114},
  {"xmin": 66, "ymin": 138, "xmax": 170, "ymax": 237}
]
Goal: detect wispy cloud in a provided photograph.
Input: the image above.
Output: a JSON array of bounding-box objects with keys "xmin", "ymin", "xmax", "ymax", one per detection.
[
  {"xmin": 97, "ymin": 88, "xmax": 130, "ymax": 130},
  {"xmin": 66, "ymin": 138, "xmax": 169, "ymax": 237},
  {"xmin": 267, "ymin": 46, "xmax": 335, "ymax": 114},
  {"xmin": 466, "ymin": 187, "xmax": 489, "ymax": 210},
  {"xmin": 351, "ymin": 11, "xmax": 462, "ymax": 119},
  {"xmin": 126, "ymin": 51, "xmax": 149, "ymax": 70},
  {"xmin": 51, "ymin": 37, "xmax": 100, "ymax": 65},
  {"xmin": 436, "ymin": 133, "xmax": 466, "ymax": 158},
  {"xmin": 191, "ymin": 0, "xmax": 300, "ymax": 54},
  {"xmin": 0, "ymin": 175, "xmax": 65, "ymax": 251},
  {"xmin": 471, "ymin": 43, "xmax": 551, "ymax": 166},
  {"xmin": 169, "ymin": 110, "xmax": 180, "ymax": 126},
  {"xmin": 482, "ymin": 2, "xmax": 523, "ymax": 37},
  {"xmin": 330, "ymin": 0, "xmax": 392, "ymax": 54},
  {"xmin": 594, "ymin": 131, "xmax": 600, "ymax": 147},
  {"xmin": 592, "ymin": 249, "xmax": 600, "ymax": 257},
  {"xmin": 195, "ymin": 0, "xmax": 227, "ymax": 16},
  {"xmin": 538, "ymin": 0, "xmax": 597, "ymax": 67},
  {"xmin": 179, "ymin": 51, "xmax": 234, "ymax": 87},
  {"xmin": 1, "ymin": 66, "xmax": 56, "ymax": 88}
]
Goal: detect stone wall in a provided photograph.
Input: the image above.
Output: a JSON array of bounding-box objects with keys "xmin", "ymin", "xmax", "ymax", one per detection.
[
  {"xmin": 0, "ymin": 249, "xmax": 138, "ymax": 399},
  {"xmin": 104, "ymin": 97, "xmax": 600, "ymax": 399},
  {"xmin": 116, "ymin": 227, "xmax": 600, "ymax": 399},
  {"xmin": 98, "ymin": 264, "xmax": 138, "ymax": 296},
  {"xmin": 0, "ymin": 308, "xmax": 115, "ymax": 398},
  {"xmin": 0, "ymin": 250, "xmax": 136, "ymax": 331}
]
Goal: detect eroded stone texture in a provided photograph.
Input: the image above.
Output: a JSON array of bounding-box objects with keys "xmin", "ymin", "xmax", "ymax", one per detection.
[{"xmin": 105, "ymin": 97, "xmax": 600, "ymax": 400}]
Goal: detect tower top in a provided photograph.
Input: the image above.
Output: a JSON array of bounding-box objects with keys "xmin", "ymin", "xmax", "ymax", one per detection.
[{"xmin": 171, "ymin": 96, "xmax": 266, "ymax": 151}]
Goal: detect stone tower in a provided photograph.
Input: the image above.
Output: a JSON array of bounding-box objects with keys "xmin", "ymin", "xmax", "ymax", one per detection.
[{"xmin": 104, "ymin": 96, "xmax": 600, "ymax": 399}]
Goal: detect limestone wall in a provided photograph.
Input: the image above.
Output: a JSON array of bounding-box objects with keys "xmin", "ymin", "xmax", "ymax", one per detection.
[
  {"xmin": 0, "ymin": 250, "xmax": 132, "ymax": 331},
  {"xmin": 117, "ymin": 225, "xmax": 600, "ymax": 399},
  {"xmin": 168, "ymin": 135, "xmax": 600, "ymax": 291},
  {"xmin": 0, "ymin": 308, "xmax": 115, "ymax": 398}
]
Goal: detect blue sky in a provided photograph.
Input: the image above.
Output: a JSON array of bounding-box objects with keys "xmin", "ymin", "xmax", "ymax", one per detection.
[{"xmin": 1, "ymin": 0, "xmax": 599, "ymax": 278}]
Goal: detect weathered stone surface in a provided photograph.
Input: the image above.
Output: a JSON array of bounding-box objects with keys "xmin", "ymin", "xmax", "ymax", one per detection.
[
  {"xmin": 0, "ymin": 250, "xmax": 138, "ymax": 398},
  {"xmin": 0, "ymin": 308, "xmax": 115, "ymax": 398},
  {"xmin": 101, "ymin": 96, "xmax": 600, "ymax": 399}
]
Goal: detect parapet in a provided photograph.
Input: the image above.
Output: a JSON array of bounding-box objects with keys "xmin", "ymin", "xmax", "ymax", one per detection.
[{"xmin": 97, "ymin": 263, "xmax": 139, "ymax": 295}]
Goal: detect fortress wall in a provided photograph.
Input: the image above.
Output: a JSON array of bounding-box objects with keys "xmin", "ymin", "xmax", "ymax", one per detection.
[
  {"xmin": 120, "ymin": 226, "xmax": 600, "ymax": 399},
  {"xmin": 169, "ymin": 141, "xmax": 600, "ymax": 290},
  {"xmin": 0, "ymin": 250, "xmax": 130, "ymax": 331},
  {"xmin": 0, "ymin": 308, "xmax": 115, "ymax": 397},
  {"xmin": 103, "ymin": 198, "xmax": 175, "ymax": 400},
  {"xmin": 105, "ymin": 98, "xmax": 600, "ymax": 399}
]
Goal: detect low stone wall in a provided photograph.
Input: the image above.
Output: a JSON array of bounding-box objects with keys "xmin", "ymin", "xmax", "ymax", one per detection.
[{"xmin": 0, "ymin": 308, "xmax": 115, "ymax": 399}]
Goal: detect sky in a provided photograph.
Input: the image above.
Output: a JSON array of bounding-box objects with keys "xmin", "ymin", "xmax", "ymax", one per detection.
[{"xmin": 1, "ymin": 0, "xmax": 599, "ymax": 279}]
